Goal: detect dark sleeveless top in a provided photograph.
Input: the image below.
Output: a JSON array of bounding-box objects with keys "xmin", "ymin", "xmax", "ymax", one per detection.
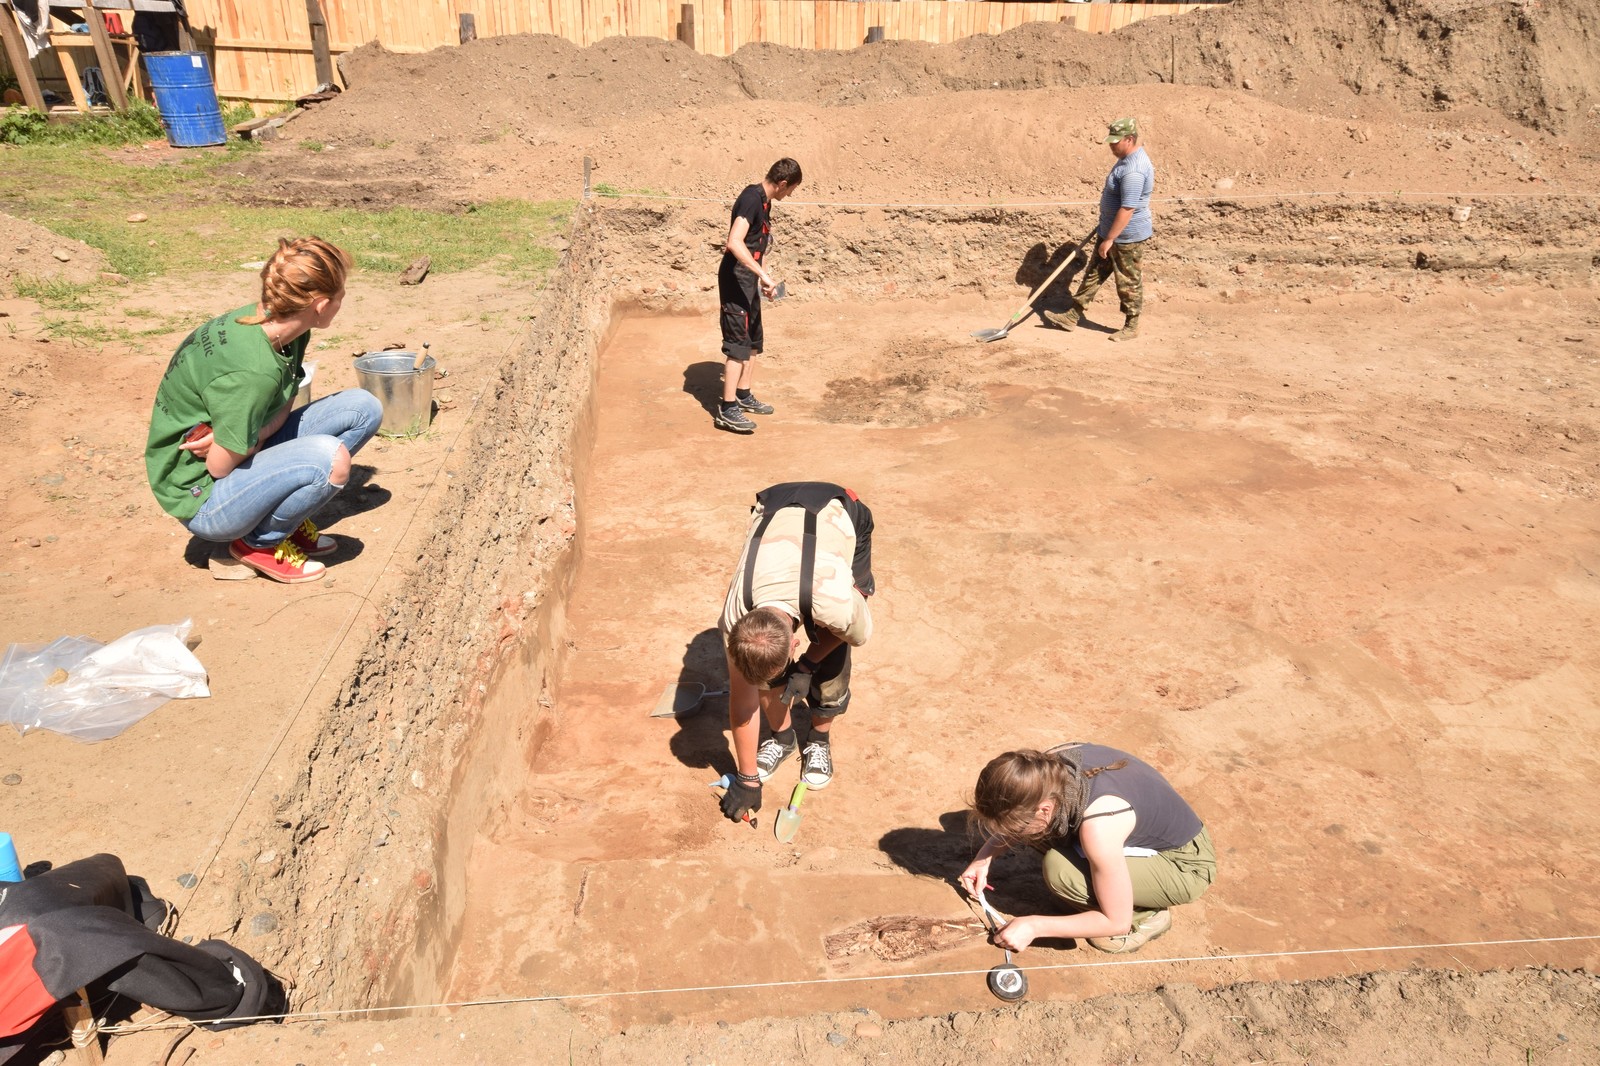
[{"xmin": 1057, "ymin": 743, "xmax": 1202, "ymax": 852}]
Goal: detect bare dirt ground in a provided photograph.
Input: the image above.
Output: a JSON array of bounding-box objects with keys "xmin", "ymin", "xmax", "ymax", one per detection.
[{"xmin": 4, "ymin": 0, "xmax": 1600, "ymax": 1059}]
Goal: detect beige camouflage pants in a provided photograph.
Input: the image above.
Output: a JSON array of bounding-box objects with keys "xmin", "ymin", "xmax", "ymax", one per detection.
[{"xmin": 1070, "ymin": 237, "xmax": 1146, "ymax": 319}]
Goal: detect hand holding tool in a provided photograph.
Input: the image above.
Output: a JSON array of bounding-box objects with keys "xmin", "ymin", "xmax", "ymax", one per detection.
[{"xmin": 975, "ymin": 885, "xmax": 1029, "ymax": 1002}]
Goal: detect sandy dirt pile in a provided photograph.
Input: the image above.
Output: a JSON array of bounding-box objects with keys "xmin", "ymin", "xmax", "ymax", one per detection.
[
  {"xmin": 0, "ymin": 211, "xmax": 111, "ymax": 294},
  {"xmin": 244, "ymin": 0, "xmax": 1600, "ymax": 208}
]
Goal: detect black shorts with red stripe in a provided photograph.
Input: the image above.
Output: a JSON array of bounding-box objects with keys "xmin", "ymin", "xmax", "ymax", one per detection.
[{"xmin": 718, "ymin": 259, "xmax": 764, "ymax": 361}]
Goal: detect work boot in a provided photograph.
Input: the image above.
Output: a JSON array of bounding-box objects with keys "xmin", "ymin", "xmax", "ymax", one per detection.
[
  {"xmin": 713, "ymin": 404, "xmax": 757, "ymax": 434},
  {"xmin": 1087, "ymin": 909, "xmax": 1171, "ymax": 954},
  {"xmin": 1041, "ymin": 306, "xmax": 1082, "ymax": 331},
  {"xmin": 801, "ymin": 739, "xmax": 834, "ymax": 789},
  {"xmin": 1107, "ymin": 316, "xmax": 1141, "ymax": 342},
  {"xmin": 736, "ymin": 392, "xmax": 775, "ymax": 415},
  {"xmin": 755, "ymin": 731, "xmax": 798, "ymax": 782}
]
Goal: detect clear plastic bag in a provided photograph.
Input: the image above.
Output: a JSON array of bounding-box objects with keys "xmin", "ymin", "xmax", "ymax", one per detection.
[{"xmin": 0, "ymin": 619, "xmax": 210, "ymax": 742}]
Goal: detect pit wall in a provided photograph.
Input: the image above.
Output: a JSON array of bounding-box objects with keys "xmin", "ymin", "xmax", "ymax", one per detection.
[
  {"xmin": 224, "ymin": 203, "xmax": 617, "ymax": 1010},
  {"xmin": 231, "ymin": 192, "xmax": 1596, "ymax": 1011},
  {"xmin": 595, "ymin": 195, "xmax": 1599, "ymax": 312}
]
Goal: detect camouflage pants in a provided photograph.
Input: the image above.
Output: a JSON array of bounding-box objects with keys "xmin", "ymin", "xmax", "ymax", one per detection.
[{"xmin": 1071, "ymin": 238, "xmax": 1146, "ymax": 319}]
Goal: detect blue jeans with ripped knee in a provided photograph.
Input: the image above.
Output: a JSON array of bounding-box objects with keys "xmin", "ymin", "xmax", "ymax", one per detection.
[{"xmin": 184, "ymin": 388, "xmax": 382, "ymax": 548}]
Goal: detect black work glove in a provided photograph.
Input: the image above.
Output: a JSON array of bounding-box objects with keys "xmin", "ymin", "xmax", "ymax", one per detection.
[
  {"xmin": 779, "ymin": 659, "xmax": 815, "ymax": 706},
  {"xmin": 720, "ymin": 777, "xmax": 761, "ymax": 822}
]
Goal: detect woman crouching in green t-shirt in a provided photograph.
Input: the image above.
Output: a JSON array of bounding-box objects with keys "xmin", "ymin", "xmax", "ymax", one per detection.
[{"xmin": 144, "ymin": 236, "xmax": 382, "ymax": 583}]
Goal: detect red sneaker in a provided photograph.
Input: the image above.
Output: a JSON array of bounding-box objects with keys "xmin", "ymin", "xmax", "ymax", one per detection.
[
  {"xmin": 228, "ymin": 538, "xmax": 327, "ymax": 583},
  {"xmin": 287, "ymin": 518, "xmax": 337, "ymax": 558}
]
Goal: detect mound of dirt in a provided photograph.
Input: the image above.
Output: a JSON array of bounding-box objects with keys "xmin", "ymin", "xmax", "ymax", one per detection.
[
  {"xmin": 0, "ymin": 212, "xmax": 110, "ymax": 295},
  {"xmin": 330, "ymin": 34, "xmax": 747, "ymax": 145},
  {"xmin": 306, "ymin": 0, "xmax": 1598, "ymax": 151},
  {"xmin": 822, "ymin": 335, "xmax": 991, "ymax": 426}
]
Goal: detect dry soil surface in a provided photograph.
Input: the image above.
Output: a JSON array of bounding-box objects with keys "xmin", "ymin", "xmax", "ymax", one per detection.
[{"xmin": 3, "ymin": 0, "xmax": 1600, "ymax": 1058}]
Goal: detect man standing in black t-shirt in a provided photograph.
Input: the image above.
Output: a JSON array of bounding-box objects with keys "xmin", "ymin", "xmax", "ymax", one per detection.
[{"xmin": 713, "ymin": 158, "xmax": 802, "ymax": 434}]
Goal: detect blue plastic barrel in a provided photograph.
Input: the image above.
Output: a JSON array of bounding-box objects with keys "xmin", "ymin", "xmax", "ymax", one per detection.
[{"xmin": 143, "ymin": 51, "xmax": 226, "ymax": 147}]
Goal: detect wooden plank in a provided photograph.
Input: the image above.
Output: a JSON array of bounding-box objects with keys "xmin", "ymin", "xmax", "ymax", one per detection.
[
  {"xmin": 52, "ymin": 38, "xmax": 91, "ymax": 110},
  {"xmin": 0, "ymin": 2, "xmax": 49, "ymax": 110},
  {"xmin": 84, "ymin": 1, "xmax": 130, "ymax": 108}
]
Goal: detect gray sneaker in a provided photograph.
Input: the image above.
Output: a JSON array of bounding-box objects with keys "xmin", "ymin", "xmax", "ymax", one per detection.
[
  {"xmin": 801, "ymin": 741, "xmax": 834, "ymax": 789},
  {"xmin": 755, "ymin": 734, "xmax": 797, "ymax": 781},
  {"xmin": 737, "ymin": 393, "xmax": 775, "ymax": 415},
  {"xmin": 713, "ymin": 405, "xmax": 757, "ymax": 434}
]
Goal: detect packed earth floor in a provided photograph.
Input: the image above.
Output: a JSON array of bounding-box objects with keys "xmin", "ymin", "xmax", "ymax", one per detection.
[{"xmin": 3, "ymin": 0, "xmax": 1600, "ymax": 1059}]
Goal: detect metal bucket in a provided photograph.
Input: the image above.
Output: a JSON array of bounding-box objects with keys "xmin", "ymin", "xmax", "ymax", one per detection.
[{"xmin": 353, "ymin": 352, "xmax": 435, "ymax": 438}]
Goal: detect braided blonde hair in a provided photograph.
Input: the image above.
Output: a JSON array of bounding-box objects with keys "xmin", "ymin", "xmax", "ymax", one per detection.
[{"xmin": 236, "ymin": 236, "xmax": 351, "ymax": 325}]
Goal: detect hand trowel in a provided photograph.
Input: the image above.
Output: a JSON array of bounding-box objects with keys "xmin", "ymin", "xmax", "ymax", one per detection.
[{"xmin": 774, "ymin": 781, "xmax": 809, "ymax": 843}]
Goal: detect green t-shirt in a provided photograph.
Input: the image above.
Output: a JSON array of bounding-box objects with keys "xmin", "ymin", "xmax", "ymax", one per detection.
[{"xmin": 145, "ymin": 304, "xmax": 307, "ymax": 520}]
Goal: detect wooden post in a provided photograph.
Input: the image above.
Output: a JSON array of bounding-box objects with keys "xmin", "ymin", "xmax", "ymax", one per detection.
[
  {"xmin": 0, "ymin": 3, "xmax": 48, "ymax": 112},
  {"xmin": 676, "ymin": 3, "xmax": 694, "ymax": 48},
  {"xmin": 582, "ymin": 156, "xmax": 592, "ymax": 199},
  {"xmin": 459, "ymin": 13, "xmax": 476, "ymax": 44},
  {"xmin": 63, "ymin": 988, "xmax": 104, "ymax": 1065},
  {"xmin": 85, "ymin": 3, "xmax": 130, "ymax": 110},
  {"xmin": 865, "ymin": 25, "xmax": 884, "ymax": 42},
  {"xmin": 304, "ymin": 0, "xmax": 334, "ymax": 87}
]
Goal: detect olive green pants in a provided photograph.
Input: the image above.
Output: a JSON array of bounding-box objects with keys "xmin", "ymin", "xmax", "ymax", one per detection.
[
  {"xmin": 1042, "ymin": 825, "xmax": 1215, "ymax": 923},
  {"xmin": 1069, "ymin": 237, "xmax": 1146, "ymax": 320}
]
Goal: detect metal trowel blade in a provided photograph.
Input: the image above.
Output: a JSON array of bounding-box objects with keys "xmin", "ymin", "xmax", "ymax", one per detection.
[{"xmin": 771, "ymin": 281, "xmax": 788, "ymax": 302}]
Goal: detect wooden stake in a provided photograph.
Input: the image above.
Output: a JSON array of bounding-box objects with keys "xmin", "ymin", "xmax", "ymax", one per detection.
[
  {"xmin": 62, "ymin": 988, "xmax": 104, "ymax": 1065},
  {"xmin": 677, "ymin": 3, "xmax": 694, "ymax": 47},
  {"xmin": 304, "ymin": 0, "xmax": 334, "ymax": 87}
]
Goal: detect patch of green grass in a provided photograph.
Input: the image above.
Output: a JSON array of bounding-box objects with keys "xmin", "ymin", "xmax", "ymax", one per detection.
[
  {"xmin": 1, "ymin": 102, "xmax": 167, "ymax": 146},
  {"xmin": 299, "ymin": 139, "xmax": 325, "ymax": 152},
  {"xmin": 39, "ymin": 315, "xmax": 139, "ymax": 347},
  {"xmin": 592, "ymin": 183, "xmax": 622, "ymax": 198},
  {"xmin": 2, "ymin": 142, "xmax": 571, "ymax": 285},
  {"xmin": 12, "ymin": 277, "xmax": 97, "ymax": 310}
]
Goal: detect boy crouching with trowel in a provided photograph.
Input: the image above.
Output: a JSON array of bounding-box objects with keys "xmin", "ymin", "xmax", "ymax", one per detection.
[{"xmin": 716, "ymin": 482, "xmax": 874, "ymax": 823}]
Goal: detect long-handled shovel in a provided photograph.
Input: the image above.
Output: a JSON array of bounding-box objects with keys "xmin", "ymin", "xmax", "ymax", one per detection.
[{"xmin": 971, "ymin": 230, "xmax": 1097, "ymax": 343}]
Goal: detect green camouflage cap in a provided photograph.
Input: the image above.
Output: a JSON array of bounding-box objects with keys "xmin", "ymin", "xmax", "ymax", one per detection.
[{"xmin": 1104, "ymin": 117, "xmax": 1139, "ymax": 143}]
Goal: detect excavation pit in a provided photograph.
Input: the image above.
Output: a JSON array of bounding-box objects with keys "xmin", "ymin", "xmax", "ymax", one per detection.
[{"xmin": 399, "ymin": 246, "xmax": 1600, "ymax": 1028}]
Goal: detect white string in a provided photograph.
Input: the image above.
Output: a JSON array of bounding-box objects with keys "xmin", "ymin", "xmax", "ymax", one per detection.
[
  {"xmin": 587, "ymin": 188, "xmax": 1594, "ymax": 209},
  {"xmin": 97, "ymin": 932, "xmax": 1600, "ymax": 1033}
]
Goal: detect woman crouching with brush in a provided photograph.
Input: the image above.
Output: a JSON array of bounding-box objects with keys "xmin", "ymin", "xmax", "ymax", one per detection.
[{"xmin": 960, "ymin": 743, "xmax": 1216, "ymax": 954}]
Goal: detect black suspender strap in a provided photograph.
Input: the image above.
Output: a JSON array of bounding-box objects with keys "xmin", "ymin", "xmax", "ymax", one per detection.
[
  {"xmin": 797, "ymin": 507, "xmax": 817, "ymax": 624},
  {"xmin": 741, "ymin": 506, "xmax": 778, "ymax": 614},
  {"xmin": 739, "ymin": 501, "xmax": 821, "ymax": 626}
]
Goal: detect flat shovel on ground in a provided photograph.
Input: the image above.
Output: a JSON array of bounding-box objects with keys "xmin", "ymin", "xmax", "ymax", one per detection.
[
  {"xmin": 649, "ymin": 682, "xmax": 727, "ymax": 718},
  {"xmin": 971, "ymin": 230, "xmax": 1097, "ymax": 343}
]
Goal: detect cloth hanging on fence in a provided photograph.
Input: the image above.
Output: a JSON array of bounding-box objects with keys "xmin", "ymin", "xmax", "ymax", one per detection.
[{"xmin": 11, "ymin": 0, "xmax": 51, "ymax": 59}]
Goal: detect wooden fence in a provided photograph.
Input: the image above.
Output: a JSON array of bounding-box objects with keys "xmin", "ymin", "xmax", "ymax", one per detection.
[
  {"xmin": 189, "ymin": 0, "xmax": 1210, "ymax": 104},
  {"xmin": 3, "ymin": 0, "xmax": 1213, "ymax": 107}
]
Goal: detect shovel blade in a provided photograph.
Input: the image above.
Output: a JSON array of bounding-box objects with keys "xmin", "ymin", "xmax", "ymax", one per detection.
[
  {"xmin": 774, "ymin": 806, "xmax": 803, "ymax": 843},
  {"xmin": 970, "ymin": 325, "xmax": 1010, "ymax": 342},
  {"xmin": 650, "ymin": 683, "xmax": 705, "ymax": 718}
]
